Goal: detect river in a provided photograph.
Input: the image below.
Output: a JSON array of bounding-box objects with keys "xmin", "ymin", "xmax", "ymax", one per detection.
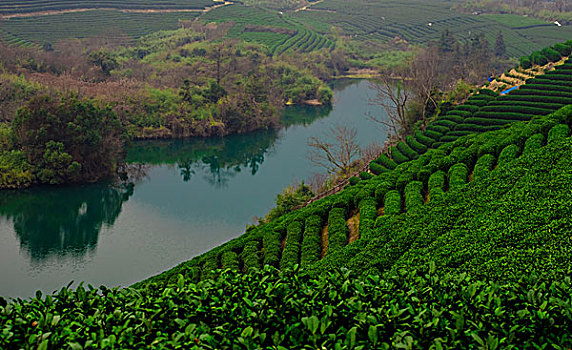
[{"xmin": 0, "ymin": 79, "xmax": 389, "ymax": 298}]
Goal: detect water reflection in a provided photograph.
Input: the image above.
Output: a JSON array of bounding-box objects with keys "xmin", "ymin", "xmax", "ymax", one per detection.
[
  {"xmin": 126, "ymin": 104, "xmax": 332, "ymax": 185},
  {"xmin": 0, "ymin": 102, "xmax": 332, "ymax": 264},
  {"xmin": 0, "ymin": 183, "xmax": 133, "ymax": 262}
]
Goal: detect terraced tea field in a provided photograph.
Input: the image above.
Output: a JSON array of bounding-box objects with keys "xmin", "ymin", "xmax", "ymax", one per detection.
[
  {"xmin": 0, "ymin": 10, "xmax": 202, "ymax": 46},
  {"xmin": 0, "ymin": 0, "xmax": 215, "ymax": 14},
  {"xmin": 292, "ymin": 0, "xmax": 572, "ymax": 57}
]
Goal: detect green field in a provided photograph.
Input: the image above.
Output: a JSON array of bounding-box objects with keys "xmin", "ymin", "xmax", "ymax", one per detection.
[
  {"xmin": 0, "ymin": 0, "xmax": 215, "ymax": 14},
  {"xmin": 292, "ymin": 0, "xmax": 572, "ymax": 57},
  {"xmin": 0, "ymin": 10, "xmax": 201, "ymax": 46}
]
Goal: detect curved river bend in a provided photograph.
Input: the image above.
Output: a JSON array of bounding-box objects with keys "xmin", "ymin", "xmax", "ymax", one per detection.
[{"xmin": 0, "ymin": 80, "xmax": 389, "ymax": 298}]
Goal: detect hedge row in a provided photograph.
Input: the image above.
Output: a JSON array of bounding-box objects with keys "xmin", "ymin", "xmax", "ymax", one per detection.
[
  {"xmin": 520, "ymin": 83, "xmax": 572, "ymax": 94},
  {"xmin": 280, "ymin": 221, "xmax": 304, "ymax": 269},
  {"xmin": 463, "ymin": 117, "xmax": 514, "ymax": 126},
  {"xmin": 374, "ymin": 153, "xmax": 397, "ymax": 170},
  {"xmin": 263, "ymin": 228, "xmax": 283, "ymax": 267},
  {"xmin": 456, "ymin": 104, "xmax": 480, "ymax": 113},
  {"xmin": 406, "ymin": 135, "xmax": 427, "ymax": 154},
  {"xmin": 499, "ymin": 95, "xmax": 572, "ymax": 105},
  {"xmin": 423, "ymin": 129, "xmax": 443, "ymax": 140},
  {"xmin": 369, "ymin": 161, "xmax": 386, "ymax": 175},
  {"xmin": 497, "ymin": 144, "xmax": 520, "ymax": 167},
  {"xmin": 472, "ymin": 154, "xmax": 496, "ymax": 182},
  {"xmin": 454, "ymin": 123, "xmax": 504, "ymax": 133},
  {"xmin": 241, "ymin": 240, "xmax": 261, "ymax": 271},
  {"xmin": 300, "ymin": 215, "xmax": 322, "ymax": 267},
  {"xmin": 434, "ymin": 119, "xmax": 458, "ymax": 129},
  {"xmin": 397, "ymin": 141, "xmax": 419, "ymax": 160},
  {"xmin": 384, "ymin": 190, "xmax": 402, "ymax": 215},
  {"xmin": 414, "ymin": 130, "xmax": 435, "ymax": 147},
  {"xmin": 463, "ymin": 99, "xmax": 490, "ymax": 107},
  {"xmin": 202, "ymin": 255, "xmax": 219, "ymax": 280},
  {"xmin": 374, "ymin": 181, "xmax": 393, "ymax": 205},
  {"xmin": 404, "ymin": 181, "xmax": 424, "ymax": 212},
  {"xmin": 523, "ymin": 133, "xmax": 545, "ymax": 155},
  {"xmin": 326, "ymin": 208, "xmax": 348, "ymax": 253},
  {"xmin": 528, "ymin": 78, "xmax": 572, "ymax": 88},
  {"xmin": 447, "ymin": 109, "xmax": 473, "ymax": 118},
  {"xmin": 488, "ymin": 99, "xmax": 565, "ymax": 109},
  {"xmin": 473, "ymin": 111, "xmax": 533, "ymax": 121},
  {"xmin": 427, "ymin": 125, "xmax": 450, "ymax": 134},
  {"xmin": 441, "ymin": 114, "xmax": 465, "ymax": 123},
  {"xmin": 511, "ymin": 89, "xmax": 572, "ymax": 99},
  {"xmin": 448, "ymin": 163, "xmax": 468, "ymax": 191},
  {"xmin": 221, "ymin": 251, "xmax": 239, "ymax": 271},
  {"xmin": 479, "ymin": 105, "xmax": 555, "ymax": 115},
  {"xmin": 446, "ymin": 130, "xmax": 474, "ymax": 137},
  {"xmin": 547, "ymin": 124, "xmax": 570, "ymax": 144},
  {"xmin": 358, "ymin": 197, "xmax": 377, "ymax": 240},
  {"xmin": 428, "ymin": 170, "xmax": 445, "ymax": 202},
  {"xmin": 390, "ymin": 146, "xmax": 409, "ymax": 164}
]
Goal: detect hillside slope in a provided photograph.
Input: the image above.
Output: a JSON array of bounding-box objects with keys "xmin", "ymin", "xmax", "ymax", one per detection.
[{"xmin": 2, "ymin": 106, "xmax": 572, "ymax": 349}]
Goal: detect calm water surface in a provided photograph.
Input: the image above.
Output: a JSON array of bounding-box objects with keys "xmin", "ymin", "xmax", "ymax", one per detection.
[{"xmin": 0, "ymin": 79, "xmax": 389, "ymax": 298}]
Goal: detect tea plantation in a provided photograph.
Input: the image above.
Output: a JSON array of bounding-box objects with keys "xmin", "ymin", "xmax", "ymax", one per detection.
[{"xmin": 2, "ymin": 44, "xmax": 572, "ymax": 348}]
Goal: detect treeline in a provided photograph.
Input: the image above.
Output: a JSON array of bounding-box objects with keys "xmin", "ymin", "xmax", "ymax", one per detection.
[{"xmin": 0, "ymin": 24, "xmax": 335, "ymax": 188}]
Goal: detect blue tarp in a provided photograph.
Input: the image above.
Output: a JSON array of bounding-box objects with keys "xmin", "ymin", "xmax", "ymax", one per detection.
[{"xmin": 500, "ymin": 85, "xmax": 519, "ymax": 95}]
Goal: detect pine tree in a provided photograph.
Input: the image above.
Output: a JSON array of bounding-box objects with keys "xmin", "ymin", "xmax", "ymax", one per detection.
[{"xmin": 494, "ymin": 31, "xmax": 506, "ymax": 58}]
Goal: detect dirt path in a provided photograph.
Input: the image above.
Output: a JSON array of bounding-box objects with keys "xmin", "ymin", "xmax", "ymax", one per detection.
[
  {"xmin": 347, "ymin": 211, "xmax": 360, "ymax": 244},
  {"xmin": 320, "ymin": 224, "xmax": 329, "ymax": 259},
  {"xmin": 294, "ymin": 0, "xmax": 326, "ymax": 13},
  {"xmin": 0, "ymin": 1, "xmax": 232, "ymax": 19}
]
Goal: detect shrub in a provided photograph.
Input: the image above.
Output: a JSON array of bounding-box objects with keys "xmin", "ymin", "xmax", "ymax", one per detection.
[
  {"xmin": 404, "ymin": 181, "xmax": 424, "ymax": 212},
  {"xmin": 406, "ymin": 135, "xmax": 427, "ymax": 154},
  {"xmin": 390, "ymin": 147, "xmax": 409, "ymax": 164},
  {"xmin": 263, "ymin": 228, "xmax": 283, "ymax": 267},
  {"xmin": 384, "ymin": 190, "xmax": 401, "ymax": 215},
  {"xmin": 349, "ymin": 176, "xmax": 360, "ymax": 186},
  {"xmin": 541, "ymin": 47, "xmax": 562, "ymax": 62},
  {"xmin": 359, "ymin": 197, "xmax": 377, "ymax": 240},
  {"xmin": 369, "ymin": 162, "xmax": 386, "ymax": 175},
  {"xmin": 280, "ymin": 221, "xmax": 304, "ymax": 269},
  {"xmin": 553, "ymin": 43, "xmax": 572, "ymax": 57},
  {"xmin": 423, "ymin": 129, "xmax": 443, "ymax": 140},
  {"xmin": 415, "ymin": 130, "xmax": 435, "ymax": 147},
  {"xmin": 202, "ymin": 256, "xmax": 219, "ymax": 279},
  {"xmin": 359, "ymin": 171, "xmax": 374, "ymax": 180},
  {"xmin": 397, "ymin": 141, "xmax": 419, "ymax": 160},
  {"xmin": 530, "ymin": 51, "xmax": 548, "ymax": 66},
  {"xmin": 523, "ymin": 133, "xmax": 545, "ymax": 155},
  {"xmin": 374, "ymin": 181, "xmax": 393, "ymax": 205},
  {"xmin": 326, "ymin": 208, "xmax": 348, "ymax": 253},
  {"xmin": 374, "ymin": 153, "xmax": 397, "ymax": 170},
  {"xmin": 520, "ymin": 56, "xmax": 532, "ymax": 69},
  {"xmin": 241, "ymin": 240, "xmax": 261, "ymax": 271},
  {"xmin": 221, "ymin": 251, "xmax": 239, "ymax": 270},
  {"xmin": 448, "ymin": 163, "xmax": 468, "ymax": 191},
  {"xmin": 441, "ymin": 114, "xmax": 465, "ymax": 123},
  {"xmin": 428, "ymin": 170, "xmax": 445, "ymax": 202},
  {"xmin": 427, "ymin": 124, "xmax": 450, "ymax": 134},
  {"xmin": 434, "ymin": 119, "xmax": 458, "ymax": 129},
  {"xmin": 547, "ymin": 124, "xmax": 569, "ymax": 144},
  {"xmin": 472, "ymin": 154, "xmax": 496, "ymax": 182},
  {"xmin": 300, "ymin": 215, "xmax": 322, "ymax": 267},
  {"xmin": 497, "ymin": 144, "xmax": 520, "ymax": 167}
]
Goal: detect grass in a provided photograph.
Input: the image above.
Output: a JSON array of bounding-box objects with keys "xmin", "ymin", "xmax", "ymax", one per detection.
[
  {"xmin": 0, "ymin": 0, "xmax": 215, "ymax": 14},
  {"xmin": 0, "ymin": 10, "xmax": 201, "ymax": 45}
]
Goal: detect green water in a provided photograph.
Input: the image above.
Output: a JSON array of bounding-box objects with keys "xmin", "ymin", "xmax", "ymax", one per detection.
[{"xmin": 0, "ymin": 79, "xmax": 389, "ymax": 298}]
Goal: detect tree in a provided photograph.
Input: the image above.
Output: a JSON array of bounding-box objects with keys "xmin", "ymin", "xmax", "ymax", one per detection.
[
  {"xmin": 407, "ymin": 47, "xmax": 441, "ymax": 128},
  {"xmin": 369, "ymin": 72, "xmax": 410, "ymax": 139},
  {"xmin": 307, "ymin": 125, "xmax": 361, "ymax": 177},
  {"xmin": 494, "ymin": 31, "xmax": 506, "ymax": 58},
  {"xmin": 12, "ymin": 94, "xmax": 124, "ymax": 184}
]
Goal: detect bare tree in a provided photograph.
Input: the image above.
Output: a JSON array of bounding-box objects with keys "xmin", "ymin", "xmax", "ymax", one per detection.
[
  {"xmin": 369, "ymin": 72, "xmax": 409, "ymax": 140},
  {"xmin": 408, "ymin": 46, "xmax": 441, "ymax": 129},
  {"xmin": 307, "ymin": 125, "xmax": 361, "ymax": 177}
]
